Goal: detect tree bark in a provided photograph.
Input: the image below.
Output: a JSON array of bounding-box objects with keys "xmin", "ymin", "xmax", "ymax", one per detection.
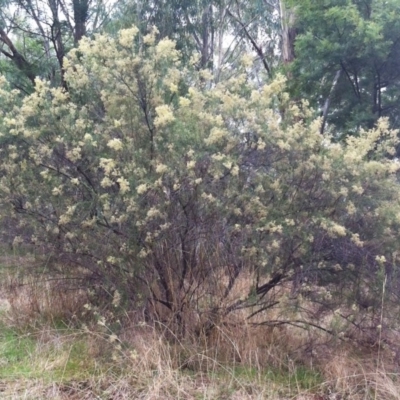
[
  {"xmin": 73, "ymin": 0, "xmax": 89, "ymax": 44},
  {"xmin": 200, "ymin": 3, "xmax": 212, "ymax": 69},
  {"xmin": 320, "ymin": 69, "xmax": 342, "ymax": 134},
  {"xmin": 280, "ymin": 0, "xmax": 296, "ymax": 64}
]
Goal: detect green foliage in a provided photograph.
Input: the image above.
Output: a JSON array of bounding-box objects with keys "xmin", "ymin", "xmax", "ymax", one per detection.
[
  {"xmin": 109, "ymin": 0, "xmax": 216, "ymax": 68},
  {"xmin": 0, "ymin": 27, "xmax": 400, "ymax": 336},
  {"xmin": 109, "ymin": 0, "xmax": 281, "ymax": 78},
  {"xmin": 289, "ymin": 0, "xmax": 400, "ymax": 135}
]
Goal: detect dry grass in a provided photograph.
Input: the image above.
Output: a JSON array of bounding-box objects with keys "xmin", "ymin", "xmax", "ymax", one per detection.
[{"xmin": 1, "ymin": 256, "xmax": 400, "ymax": 399}]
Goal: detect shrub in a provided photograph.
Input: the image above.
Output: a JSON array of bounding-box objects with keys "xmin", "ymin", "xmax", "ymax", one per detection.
[{"xmin": 0, "ymin": 27, "xmax": 400, "ymax": 337}]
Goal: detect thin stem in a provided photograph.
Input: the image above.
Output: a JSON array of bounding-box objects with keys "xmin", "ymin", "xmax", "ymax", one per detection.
[{"xmin": 375, "ymin": 273, "xmax": 387, "ymax": 400}]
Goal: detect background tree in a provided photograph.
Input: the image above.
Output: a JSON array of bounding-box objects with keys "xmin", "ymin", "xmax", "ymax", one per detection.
[
  {"xmin": 111, "ymin": 0, "xmax": 282, "ymax": 80},
  {"xmin": 279, "ymin": 0, "xmax": 296, "ymax": 64},
  {"xmin": 288, "ymin": 0, "xmax": 400, "ymax": 135}
]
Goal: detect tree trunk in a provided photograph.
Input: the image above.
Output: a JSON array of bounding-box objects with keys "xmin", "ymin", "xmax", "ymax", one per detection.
[
  {"xmin": 280, "ymin": 0, "xmax": 296, "ymax": 64},
  {"xmin": 200, "ymin": 3, "xmax": 212, "ymax": 69},
  {"xmin": 73, "ymin": 0, "xmax": 89, "ymax": 44}
]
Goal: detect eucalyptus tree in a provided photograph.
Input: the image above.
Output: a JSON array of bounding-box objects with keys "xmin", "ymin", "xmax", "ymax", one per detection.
[
  {"xmin": 111, "ymin": 0, "xmax": 283, "ymax": 81},
  {"xmin": 287, "ymin": 0, "xmax": 400, "ymax": 135},
  {"xmin": 109, "ymin": 0, "xmax": 220, "ymax": 69}
]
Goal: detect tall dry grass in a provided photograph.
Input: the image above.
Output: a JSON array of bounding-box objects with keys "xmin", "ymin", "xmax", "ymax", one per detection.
[{"xmin": 1, "ymin": 256, "xmax": 400, "ymax": 399}]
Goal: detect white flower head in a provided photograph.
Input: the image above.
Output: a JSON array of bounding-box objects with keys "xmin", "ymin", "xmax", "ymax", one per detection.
[
  {"xmin": 107, "ymin": 138, "xmax": 123, "ymax": 151},
  {"xmin": 118, "ymin": 27, "xmax": 139, "ymax": 47},
  {"xmin": 154, "ymin": 105, "xmax": 175, "ymax": 127}
]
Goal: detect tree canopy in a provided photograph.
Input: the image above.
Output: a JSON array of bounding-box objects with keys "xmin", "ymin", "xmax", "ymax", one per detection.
[{"xmin": 289, "ymin": 0, "xmax": 400, "ymax": 135}]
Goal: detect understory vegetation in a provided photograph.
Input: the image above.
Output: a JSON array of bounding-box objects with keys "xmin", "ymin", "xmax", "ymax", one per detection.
[
  {"xmin": 1, "ymin": 249, "xmax": 400, "ymax": 399},
  {"xmin": 1, "ymin": 0, "xmax": 400, "ymax": 398}
]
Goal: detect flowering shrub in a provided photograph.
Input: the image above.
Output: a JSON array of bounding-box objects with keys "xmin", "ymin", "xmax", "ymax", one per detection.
[{"xmin": 1, "ymin": 27, "xmax": 400, "ymax": 336}]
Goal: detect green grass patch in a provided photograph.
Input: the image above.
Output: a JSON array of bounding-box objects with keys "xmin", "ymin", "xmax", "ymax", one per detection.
[
  {"xmin": 0, "ymin": 325, "xmax": 36, "ymax": 379},
  {"xmin": 0, "ymin": 322, "xmax": 101, "ymax": 383},
  {"xmin": 207, "ymin": 363, "xmax": 323, "ymax": 393}
]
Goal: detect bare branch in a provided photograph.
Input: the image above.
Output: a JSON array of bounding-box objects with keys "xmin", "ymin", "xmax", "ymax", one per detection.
[
  {"xmin": 227, "ymin": 9, "xmax": 271, "ymax": 76},
  {"xmin": 0, "ymin": 26, "xmax": 36, "ymax": 83}
]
